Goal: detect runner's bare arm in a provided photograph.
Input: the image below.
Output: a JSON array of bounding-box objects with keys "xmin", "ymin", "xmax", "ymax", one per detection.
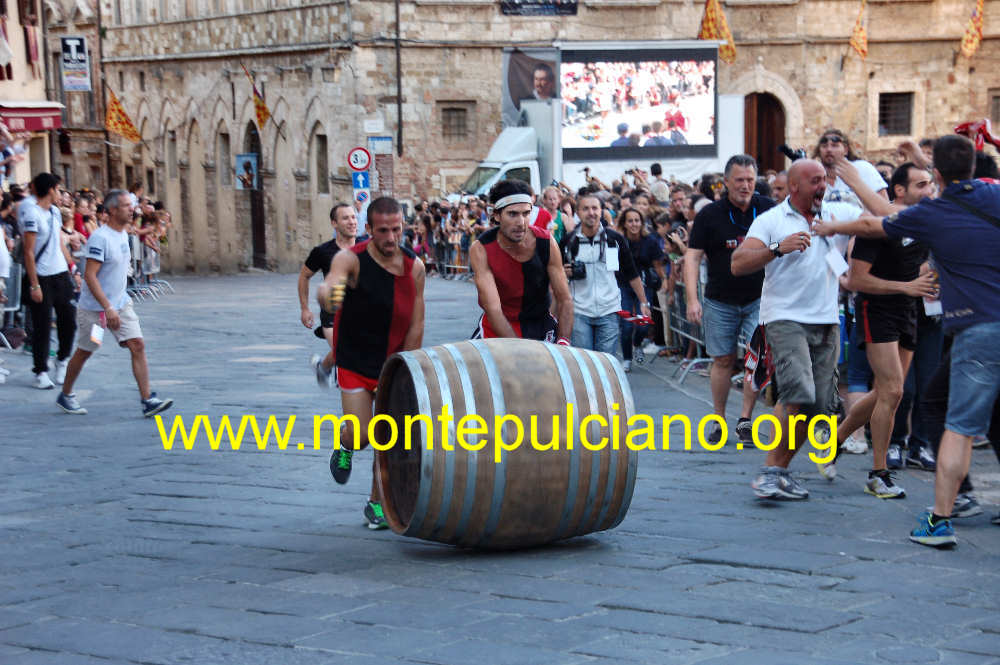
[
  {"xmin": 297, "ymin": 264, "xmax": 316, "ymax": 327},
  {"xmin": 834, "ymin": 157, "xmax": 900, "ymax": 216},
  {"xmin": 846, "ymin": 257, "xmax": 937, "ymax": 297},
  {"xmin": 317, "ymin": 249, "xmax": 359, "ymax": 313},
  {"xmin": 469, "ymin": 241, "xmax": 519, "ymax": 338},
  {"xmin": 403, "ymin": 259, "xmax": 426, "ymax": 351},
  {"xmin": 547, "ymin": 236, "xmax": 573, "ymax": 340}
]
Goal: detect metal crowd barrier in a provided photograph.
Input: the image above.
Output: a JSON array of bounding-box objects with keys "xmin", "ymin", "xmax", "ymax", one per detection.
[
  {"xmin": 0, "ymin": 263, "xmax": 22, "ymax": 350},
  {"xmin": 645, "ymin": 273, "xmax": 753, "ymax": 386}
]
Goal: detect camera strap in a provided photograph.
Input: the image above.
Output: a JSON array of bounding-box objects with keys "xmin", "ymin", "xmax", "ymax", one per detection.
[{"xmin": 941, "ymin": 191, "xmax": 1000, "ymax": 232}]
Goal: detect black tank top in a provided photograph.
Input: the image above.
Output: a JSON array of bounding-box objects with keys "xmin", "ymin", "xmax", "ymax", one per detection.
[{"xmin": 334, "ymin": 241, "xmax": 417, "ymax": 379}]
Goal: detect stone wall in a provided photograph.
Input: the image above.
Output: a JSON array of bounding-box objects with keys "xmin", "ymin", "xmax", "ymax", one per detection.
[{"xmin": 97, "ymin": 0, "xmax": 999, "ymax": 273}]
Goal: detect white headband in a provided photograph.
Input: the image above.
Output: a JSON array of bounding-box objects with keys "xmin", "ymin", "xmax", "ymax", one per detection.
[{"xmin": 492, "ymin": 193, "xmax": 533, "ymax": 210}]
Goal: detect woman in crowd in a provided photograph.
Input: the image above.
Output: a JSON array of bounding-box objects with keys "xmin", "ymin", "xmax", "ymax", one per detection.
[{"xmin": 615, "ymin": 206, "xmax": 663, "ymax": 371}]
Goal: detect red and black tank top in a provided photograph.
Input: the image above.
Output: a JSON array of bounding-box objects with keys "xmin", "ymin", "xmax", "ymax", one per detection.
[
  {"xmin": 479, "ymin": 225, "xmax": 554, "ymax": 339},
  {"xmin": 334, "ymin": 240, "xmax": 417, "ymax": 380}
]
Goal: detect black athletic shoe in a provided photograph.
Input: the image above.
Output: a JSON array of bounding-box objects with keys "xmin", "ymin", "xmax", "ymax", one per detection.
[
  {"xmin": 364, "ymin": 501, "xmax": 389, "ymax": 530},
  {"xmin": 906, "ymin": 446, "xmax": 936, "ymax": 471},
  {"xmin": 735, "ymin": 418, "xmax": 753, "ymax": 444},
  {"xmin": 330, "ymin": 448, "xmax": 353, "ymax": 484},
  {"xmin": 707, "ymin": 422, "xmax": 724, "ymax": 444}
]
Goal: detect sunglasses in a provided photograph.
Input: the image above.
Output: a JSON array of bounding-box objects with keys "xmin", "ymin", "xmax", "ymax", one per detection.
[{"xmin": 820, "ymin": 136, "xmax": 844, "ymax": 145}]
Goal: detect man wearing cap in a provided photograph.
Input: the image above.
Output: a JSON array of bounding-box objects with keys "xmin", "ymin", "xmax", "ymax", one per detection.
[{"xmin": 470, "ymin": 179, "xmax": 573, "ymax": 343}]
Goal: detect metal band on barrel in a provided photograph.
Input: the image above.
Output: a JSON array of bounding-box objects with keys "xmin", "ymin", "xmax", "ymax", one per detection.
[
  {"xmin": 399, "ymin": 351, "xmax": 434, "ymax": 537},
  {"xmin": 424, "ymin": 348, "xmax": 456, "ymax": 540},
  {"xmin": 566, "ymin": 347, "xmax": 600, "ymax": 538},
  {"xmin": 545, "ymin": 344, "xmax": 581, "ymax": 540},
  {"xmin": 584, "ymin": 349, "xmax": 618, "ymax": 534},
  {"xmin": 608, "ymin": 355, "xmax": 638, "ymax": 528},
  {"xmin": 470, "ymin": 340, "xmax": 508, "ymax": 547},
  {"xmin": 444, "ymin": 344, "xmax": 478, "ymax": 542}
]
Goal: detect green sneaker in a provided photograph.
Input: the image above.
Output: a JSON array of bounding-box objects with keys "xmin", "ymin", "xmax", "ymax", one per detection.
[
  {"xmin": 330, "ymin": 448, "xmax": 353, "ymax": 484},
  {"xmin": 364, "ymin": 500, "xmax": 388, "ymax": 530}
]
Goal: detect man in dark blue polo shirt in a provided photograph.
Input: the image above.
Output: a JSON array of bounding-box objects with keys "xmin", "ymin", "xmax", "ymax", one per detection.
[
  {"xmin": 815, "ymin": 135, "xmax": 1000, "ymax": 547},
  {"xmin": 685, "ymin": 155, "xmax": 776, "ymax": 444}
]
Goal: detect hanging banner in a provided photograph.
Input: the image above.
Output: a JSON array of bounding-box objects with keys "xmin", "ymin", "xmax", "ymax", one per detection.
[
  {"xmin": 60, "ymin": 36, "xmax": 91, "ymax": 92},
  {"xmin": 235, "ymin": 153, "xmax": 259, "ymax": 190}
]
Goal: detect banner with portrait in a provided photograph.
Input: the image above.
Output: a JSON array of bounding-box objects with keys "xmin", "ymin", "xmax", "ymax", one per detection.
[
  {"xmin": 235, "ymin": 153, "xmax": 259, "ymax": 190},
  {"xmin": 501, "ymin": 48, "xmax": 559, "ymax": 128}
]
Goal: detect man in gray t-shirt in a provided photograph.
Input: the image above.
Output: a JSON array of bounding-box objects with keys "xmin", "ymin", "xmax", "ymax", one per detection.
[{"xmin": 56, "ymin": 189, "xmax": 173, "ymax": 418}]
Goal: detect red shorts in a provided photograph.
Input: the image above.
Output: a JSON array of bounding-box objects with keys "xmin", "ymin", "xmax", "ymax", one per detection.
[{"xmin": 337, "ymin": 367, "xmax": 379, "ymax": 393}]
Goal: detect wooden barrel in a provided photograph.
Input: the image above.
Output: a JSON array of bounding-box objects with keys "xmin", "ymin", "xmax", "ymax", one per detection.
[{"xmin": 372, "ymin": 338, "xmax": 637, "ymax": 549}]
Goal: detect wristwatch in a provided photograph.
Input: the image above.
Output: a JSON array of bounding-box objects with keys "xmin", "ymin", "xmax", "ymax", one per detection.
[{"xmin": 768, "ymin": 241, "xmax": 783, "ymax": 258}]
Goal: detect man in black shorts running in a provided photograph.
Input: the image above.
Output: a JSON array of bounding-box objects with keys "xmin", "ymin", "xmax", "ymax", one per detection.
[
  {"xmin": 318, "ymin": 196, "xmax": 425, "ymax": 529},
  {"xmin": 825, "ymin": 162, "xmax": 937, "ymax": 498},
  {"xmin": 297, "ymin": 202, "xmax": 359, "ymax": 388},
  {"xmin": 469, "ymin": 179, "xmax": 573, "ymax": 343}
]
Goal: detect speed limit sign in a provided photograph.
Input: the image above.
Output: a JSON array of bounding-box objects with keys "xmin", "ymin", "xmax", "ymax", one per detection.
[{"xmin": 347, "ymin": 147, "xmax": 372, "ymax": 172}]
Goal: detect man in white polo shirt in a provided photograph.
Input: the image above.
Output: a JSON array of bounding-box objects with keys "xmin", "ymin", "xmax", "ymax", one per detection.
[
  {"xmin": 56, "ymin": 189, "xmax": 173, "ymax": 417},
  {"xmin": 732, "ymin": 159, "xmax": 861, "ymax": 500}
]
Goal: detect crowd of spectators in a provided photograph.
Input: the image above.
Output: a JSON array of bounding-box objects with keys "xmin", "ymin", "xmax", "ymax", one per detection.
[{"xmin": 0, "ymin": 159, "xmax": 173, "ymax": 385}]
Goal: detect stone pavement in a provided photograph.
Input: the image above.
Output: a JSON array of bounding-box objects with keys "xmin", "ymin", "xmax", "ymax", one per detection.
[{"xmin": 1, "ymin": 272, "xmax": 998, "ymax": 665}]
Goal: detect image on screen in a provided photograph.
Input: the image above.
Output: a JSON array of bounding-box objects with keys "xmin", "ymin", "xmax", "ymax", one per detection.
[{"xmin": 560, "ymin": 50, "xmax": 717, "ymax": 159}]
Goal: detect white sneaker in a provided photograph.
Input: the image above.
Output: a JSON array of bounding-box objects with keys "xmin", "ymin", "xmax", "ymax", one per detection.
[
  {"xmin": 841, "ymin": 432, "xmax": 867, "ymax": 454},
  {"xmin": 34, "ymin": 371, "xmax": 55, "ymax": 390},
  {"xmin": 641, "ymin": 341, "xmax": 662, "ymax": 355},
  {"xmin": 623, "ymin": 360, "xmax": 632, "ymax": 373},
  {"xmin": 311, "ymin": 354, "xmax": 331, "ymax": 389},
  {"xmin": 53, "ymin": 359, "xmax": 68, "ymax": 384}
]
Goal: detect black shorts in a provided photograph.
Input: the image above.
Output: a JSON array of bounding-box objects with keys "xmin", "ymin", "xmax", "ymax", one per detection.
[
  {"xmin": 856, "ymin": 298, "xmax": 917, "ymax": 351},
  {"xmin": 320, "ymin": 310, "xmax": 335, "ymax": 329}
]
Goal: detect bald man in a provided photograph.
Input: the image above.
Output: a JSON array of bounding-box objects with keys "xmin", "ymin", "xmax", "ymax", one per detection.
[{"xmin": 732, "ymin": 159, "xmax": 863, "ymax": 501}]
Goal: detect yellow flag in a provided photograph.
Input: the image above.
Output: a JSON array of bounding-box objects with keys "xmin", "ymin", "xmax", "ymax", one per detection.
[
  {"xmin": 104, "ymin": 88, "xmax": 141, "ymax": 143},
  {"xmin": 241, "ymin": 63, "xmax": 272, "ymax": 129},
  {"xmin": 960, "ymin": 0, "xmax": 985, "ymax": 58},
  {"xmin": 849, "ymin": 0, "xmax": 868, "ymax": 59},
  {"xmin": 698, "ymin": 0, "xmax": 737, "ymax": 64}
]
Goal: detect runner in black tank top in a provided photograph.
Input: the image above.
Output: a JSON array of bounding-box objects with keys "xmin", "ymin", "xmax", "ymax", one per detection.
[
  {"xmin": 469, "ymin": 179, "xmax": 573, "ymax": 343},
  {"xmin": 334, "ymin": 240, "xmax": 417, "ymax": 379},
  {"xmin": 297, "ymin": 202, "xmax": 359, "ymax": 389},
  {"xmin": 318, "ymin": 197, "xmax": 426, "ymax": 530}
]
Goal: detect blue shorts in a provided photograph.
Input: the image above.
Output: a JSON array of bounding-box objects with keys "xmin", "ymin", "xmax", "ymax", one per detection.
[
  {"xmin": 946, "ymin": 321, "xmax": 1000, "ymax": 437},
  {"xmin": 702, "ymin": 297, "xmax": 759, "ymax": 358}
]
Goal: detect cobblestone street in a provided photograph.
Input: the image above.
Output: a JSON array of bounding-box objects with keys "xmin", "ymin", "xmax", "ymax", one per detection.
[{"xmin": 2, "ymin": 272, "xmax": 998, "ymax": 664}]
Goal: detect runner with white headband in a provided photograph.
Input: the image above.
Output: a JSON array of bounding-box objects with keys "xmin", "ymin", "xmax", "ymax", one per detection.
[{"xmin": 469, "ymin": 179, "xmax": 573, "ymax": 342}]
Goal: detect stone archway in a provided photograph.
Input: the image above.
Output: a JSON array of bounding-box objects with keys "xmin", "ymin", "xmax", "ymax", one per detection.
[{"xmin": 727, "ymin": 65, "xmax": 805, "ymax": 158}]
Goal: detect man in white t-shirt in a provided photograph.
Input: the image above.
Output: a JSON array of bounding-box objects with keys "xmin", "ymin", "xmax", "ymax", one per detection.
[
  {"xmin": 814, "ymin": 129, "xmax": 887, "ymax": 209},
  {"xmin": 20, "ymin": 173, "xmax": 77, "ymax": 389},
  {"xmin": 56, "ymin": 189, "xmax": 173, "ymax": 418},
  {"xmin": 732, "ymin": 159, "xmax": 861, "ymax": 500}
]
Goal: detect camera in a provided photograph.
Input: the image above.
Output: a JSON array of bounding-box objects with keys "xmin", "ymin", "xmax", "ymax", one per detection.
[
  {"xmin": 778, "ymin": 144, "xmax": 807, "ymax": 161},
  {"xmin": 569, "ymin": 260, "xmax": 586, "ymax": 281}
]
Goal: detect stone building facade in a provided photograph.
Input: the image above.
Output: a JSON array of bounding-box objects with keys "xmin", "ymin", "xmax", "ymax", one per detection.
[
  {"xmin": 95, "ymin": 0, "xmax": 998, "ymax": 273},
  {"xmin": 44, "ymin": 0, "xmax": 107, "ymax": 192},
  {"xmin": 0, "ymin": 0, "xmax": 60, "ymax": 182}
]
